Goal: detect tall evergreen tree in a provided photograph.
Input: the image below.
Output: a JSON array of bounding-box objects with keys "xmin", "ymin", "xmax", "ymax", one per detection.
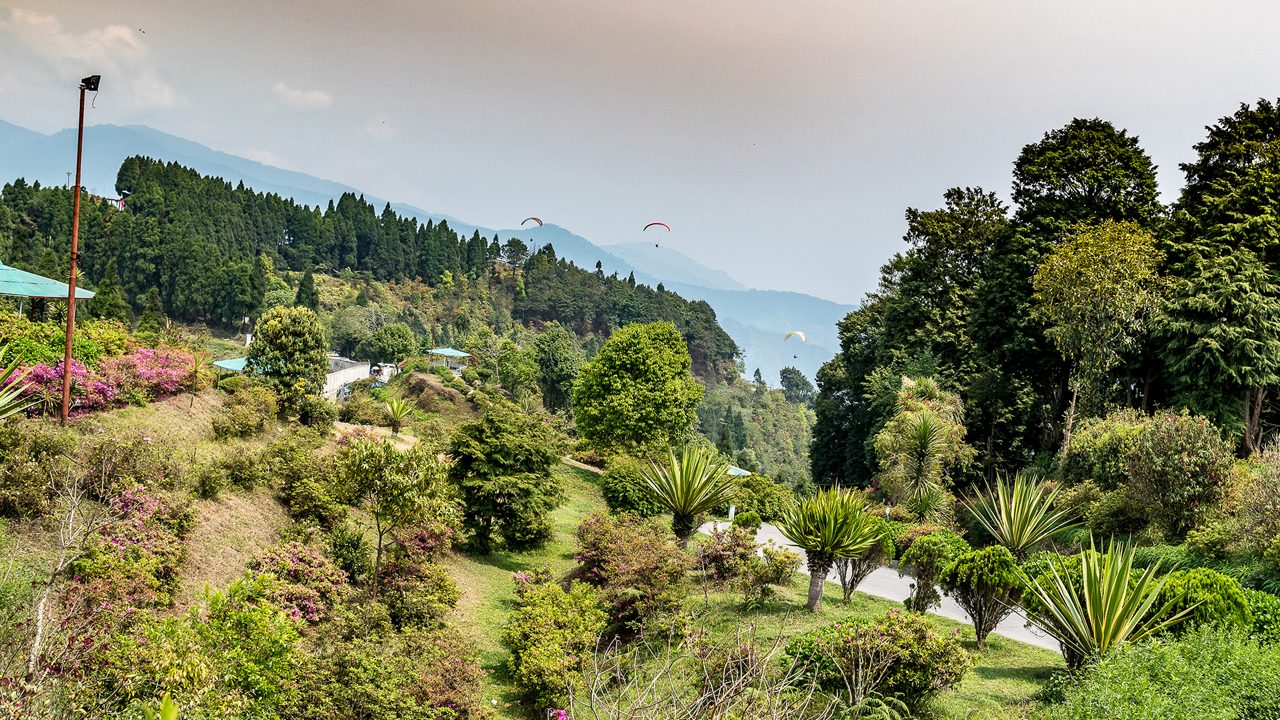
[
  {"xmin": 294, "ymin": 266, "xmax": 319, "ymax": 311},
  {"xmin": 85, "ymin": 258, "xmax": 132, "ymax": 324}
]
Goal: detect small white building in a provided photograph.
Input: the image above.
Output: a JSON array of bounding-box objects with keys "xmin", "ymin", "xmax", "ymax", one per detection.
[{"xmin": 323, "ymin": 355, "xmax": 372, "ymax": 399}]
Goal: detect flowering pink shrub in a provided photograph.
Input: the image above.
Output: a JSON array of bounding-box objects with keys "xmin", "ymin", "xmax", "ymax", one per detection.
[
  {"xmin": 248, "ymin": 542, "xmax": 348, "ymax": 622},
  {"xmin": 99, "ymin": 348, "xmax": 194, "ymax": 399},
  {"xmin": 2, "ymin": 347, "xmax": 194, "ymax": 417},
  {"xmin": 3, "ymin": 360, "xmax": 119, "ymax": 415}
]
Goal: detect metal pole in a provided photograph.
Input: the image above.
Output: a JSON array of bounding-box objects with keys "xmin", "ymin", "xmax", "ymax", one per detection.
[{"xmin": 59, "ymin": 81, "xmax": 88, "ymax": 425}]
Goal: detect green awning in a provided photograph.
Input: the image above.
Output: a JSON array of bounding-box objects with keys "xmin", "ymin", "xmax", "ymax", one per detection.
[
  {"xmin": 0, "ymin": 261, "xmax": 95, "ymax": 300},
  {"xmin": 213, "ymin": 357, "xmax": 248, "ymax": 372},
  {"xmin": 727, "ymin": 465, "xmax": 752, "ymax": 477},
  {"xmin": 428, "ymin": 348, "xmax": 470, "ymax": 359}
]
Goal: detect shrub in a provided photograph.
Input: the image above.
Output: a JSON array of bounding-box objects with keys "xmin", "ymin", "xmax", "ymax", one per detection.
[
  {"xmin": 739, "ymin": 544, "xmax": 801, "ymax": 607},
  {"xmin": 9, "ymin": 359, "xmax": 118, "ymax": 415},
  {"xmin": 1125, "ymin": 411, "xmax": 1232, "ymax": 541},
  {"xmin": 890, "ymin": 521, "xmax": 945, "ymax": 557},
  {"xmin": 1058, "ymin": 409, "xmax": 1144, "ymax": 489},
  {"xmin": 248, "ymin": 542, "xmax": 348, "ymax": 623},
  {"xmin": 1185, "ymin": 521, "xmax": 1235, "ymax": 560},
  {"xmin": 0, "ymin": 420, "xmax": 74, "ymax": 517},
  {"xmin": 98, "ymin": 348, "xmax": 195, "ymax": 400},
  {"xmin": 327, "ymin": 524, "xmax": 373, "ymax": 584},
  {"xmin": 1238, "ymin": 443, "xmax": 1280, "ymax": 554},
  {"xmin": 731, "ymin": 510, "xmax": 761, "ymax": 531},
  {"xmin": 899, "ymin": 530, "xmax": 970, "ymax": 612},
  {"xmin": 339, "ymin": 391, "xmax": 387, "ymax": 426},
  {"xmin": 1087, "ymin": 488, "xmax": 1151, "ymax": 538},
  {"xmin": 574, "ymin": 512, "xmax": 690, "ymax": 632},
  {"xmin": 833, "ymin": 516, "xmax": 895, "ymax": 603},
  {"xmin": 1245, "ymin": 589, "xmax": 1280, "ymax": 644},
  {"xmin": 786, "ymin": 609, "xmax": 972, "ymax": 711},
  {"xmin": 198, "ymin": 443, "xmax": 270, "ymax": 494},
  {"xmin": 503, "ymin": 571, "xmax": 607, "ymax": 710},
  {"xmin": 939, "ymin": 546, "xmax": 1023, "ymax": 648},
  {"xmin": 1042, "ymin": 626, "xmax": 1280, "ymax": 720},
  {"xmin": 601, "ymin": 455, "xmax": 665, "ymax": 517},
  {"xmin": 380, "ymin": 562, "xmax": 459, "ymax": 630},
  {"xmin": 728, "ymin": 474, "xmax": 794, "ymax": 522},
  {"xmin": 212, "ymin": 383, "xmax": 278, "ymax": 439},
  {"xmin": 296, "ymin": 394, "xmax": 337, "ymax": 431},
  {"xmin": 1156, "ymin": 567, "xmax": 1252, "ymax": 632},
  {"xmin": 697, "ymin": 525, "xmax": 758, "ymax": 583}
]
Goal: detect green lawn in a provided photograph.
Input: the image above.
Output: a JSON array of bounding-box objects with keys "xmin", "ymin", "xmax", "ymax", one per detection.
[{"xmin": 445, "ymin": 462, "xmax": 1063, "ymax": 719}]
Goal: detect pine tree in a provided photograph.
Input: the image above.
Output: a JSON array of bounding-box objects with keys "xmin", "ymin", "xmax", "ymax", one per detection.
[
  {"xmin": 86, "ymin": 258, "xmax": 132, "ymax": 324},
  {"xmin": 294, "ymin": 267, "xmax": 319, "ymax": 311}
]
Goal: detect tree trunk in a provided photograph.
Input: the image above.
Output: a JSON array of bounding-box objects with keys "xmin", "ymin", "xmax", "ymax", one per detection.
[
  {"xmin": 673, "ymin": 515, "xmax": 697, "ymax": 548},
  {"xmin": 1243, "ymin": 386, "xmax": 1267, "ymax": 456},
  {"xmin": 806, "ymin": 555, "xmax": 832, "ymax": 612},
  {"xmin": 1061, "ymin": 386, "xmax": 1079, "ymax": 457}
]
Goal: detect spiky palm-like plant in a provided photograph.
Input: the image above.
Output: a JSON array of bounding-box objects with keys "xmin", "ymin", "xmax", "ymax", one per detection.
[
  {"xmin": 1021, "ymin": 537, "xmax": 1192, "ymax": 671},
  {"xmin": 642, "ymin": 446, "xmax": 735, "ymax": 546},
  {"xmin": 964, "ymin": 471, "xmax": 1079, "ymax": 559},
  {"xmin": 779, "ymin": 488, "xmax": 880, "ymax": 612},
  {"xmin": 0, "ymin": 346, "xmax": 33, "ymax": 421},
  {"xmin": 385, "ymin": 397, "xmax": 414, "ymax": 434}
]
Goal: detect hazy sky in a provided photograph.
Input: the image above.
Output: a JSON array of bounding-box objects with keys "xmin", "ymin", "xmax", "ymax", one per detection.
[{"xmin": 3, "ymin": 1, "xmax": 1280, "ymax": 304}]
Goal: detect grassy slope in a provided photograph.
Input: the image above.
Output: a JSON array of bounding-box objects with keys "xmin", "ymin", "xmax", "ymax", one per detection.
[{"xmin": 445, "ymin": 463, "xmax": 1063, "ymax": 720}]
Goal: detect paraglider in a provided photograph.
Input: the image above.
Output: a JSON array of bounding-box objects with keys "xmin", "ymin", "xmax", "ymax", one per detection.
[
  {"xmin": 784, "ymin": 331, "xmax": 807, "ymax": 343},
  {"xmin": 643, "ymin": 222, "xmax": 671, "ymax": 232},
  {"xmin": 521, "ymin": 217, "xmax": 543, "ymax": 228}
]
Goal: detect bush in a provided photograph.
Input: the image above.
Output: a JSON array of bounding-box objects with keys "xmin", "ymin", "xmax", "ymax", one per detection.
[
  {"xmin": 697, "ymin": 525, "xmax": 758, "ymax": 583},
  {"xmin": 1126, "ymin": 411, "xmax": 1232, "ymax": 541},
  {"xmin": 574, "ymin": 512, "xmax": 690, "ymax": 633},
  {"xmin": 1042, "ymin": 626, "xmax": 1280, "ymax": 720},
  {"xmin": 98, "ymin": 348, "xmax": 195, "ymax": 400},
  {"xmin": 1246, "ymin": 589, "xmax": 1280, "ymax": 644},
  {"xmin": 1156, "ymin": 567, "xmax": 1252, "ymax": 632},
  {"xmin": 296, "ymin": 394, "xmax": 337, "ymax": 431},
  {"xmin": 739, "ymin": 544, "xmax": 801, "ymax": 607},
  {"xmin": 727, "ymin": 474, "xmax": 794, "ymax": 522},
  {"xmin": 339, "ymin": 390, "xmax": 388, "ymax": 426},
  {"xmin": 939, "ymin": 546, "xmax": 1023, "ymax": 648},
  {"xmin": 1087, "ymin": 488, "xmax": 1151, "ymax": 538},
  {"xmin": 503, "ymin": 570, "xmax": 607, "ymax": 710},
  {"xmin": 1059, "ymin": 409, "xmax": 1144, "ymax": 489},
  {"xmin": 785, "ymin": 609, "xmax": 972, "ymax": 711},
  {"xmin": 0, "ymin": 420, "xmax": 74, "ymax": 517},
  {"xmin": 899, "ymin": 530, "xmax": 970, "ymax": 612},
  {"xmin": 198, "ymin": 444, "xmax": 270, "ymax": 494},
  {"xmin": 377, "ymin": 526, "xmax": 462, "ymax": 629},
  {"xmin": 328, "ymin": 523, "xmax": 372, "ymax": 584},
  {"xmin": 212, "ymin": 383, "xmax": 278, "ymax": 439},
  {"xmin": 732, "ymin": 510, "xmax": 761, "ymax": 531},
  {"xmin": 890, "ymin": 521, "xmax": 946, "ymax": 557},
  {"xmin": 1185, "ymin": 521, "xmax": 1236, "ymax": 560},
  {"xmin": 249, "ymin": 542, "xmax": 349, "ymax": 623},
  {"xmin": 601, "ymin": 455, "xmax": 664, "ymax": 517}
]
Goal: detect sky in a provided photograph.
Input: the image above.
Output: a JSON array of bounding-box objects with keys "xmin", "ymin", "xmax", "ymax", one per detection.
[{"xmin": 3, "ymin": 1, "xmax": 1280, "ymax": 305}]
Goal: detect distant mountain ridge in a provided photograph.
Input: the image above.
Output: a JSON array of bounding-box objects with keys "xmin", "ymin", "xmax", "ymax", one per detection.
[{"xmin": 0, "ymin": 119, "xmax": 853, "ymax": 380}]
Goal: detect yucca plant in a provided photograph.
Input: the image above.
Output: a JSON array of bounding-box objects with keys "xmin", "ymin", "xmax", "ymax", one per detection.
[
  {"xmin": 1021, "ymin": 537, "xmax": 1192, "ymax": 671},
  {"xmin": 964, "ymin": 471, "xmax": 1079, "ymax": 559},
  {"xmin": 143, "ymin": 693, "xmax": 180, "ymax": 720},
  {"xmin": 779, "ymin": 488, "xmax": 880, "ymax": 612},
  {"xmin": 384, "ymin": 397, "xmax": 414, "ymax": 434},
  {"xmin": 0, "ymin": 346, "xmax": 33, "ymax": 422},
  {"xmin": 641, "ymin": 445, "xmax": 735, "ymax": 546}
]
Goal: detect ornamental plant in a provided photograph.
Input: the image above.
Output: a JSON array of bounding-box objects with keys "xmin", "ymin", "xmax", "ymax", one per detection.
[
  {"xmin": 938, "ymin": 546, "xmax": 1023, "ymax": 649},
  {"xmin": 899, "ymin": 530, "xmax": 971, "ymax": 612},
  {"xmin": 1154, "ymin": 567, "xmax": 1252, "ymax": 633},
  {"xmin": 503, "ymin": 571, "xmax": 607, "ymax": 710},
  {"xmin": 248, "ymin": 542, "xmax": 348, "ymax": 623},
  {"xmin": 780, "ymin": 487, "xmax": 882, "ymax": 612},
  {"xmin": 574, "ymin": 512, "xmax": 690, "ymax": 633}
]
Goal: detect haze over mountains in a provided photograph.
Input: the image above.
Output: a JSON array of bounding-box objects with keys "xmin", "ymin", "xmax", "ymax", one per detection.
[{"xmin": 0, "ymin": 120, "xmax": 852, "ymax": 380}]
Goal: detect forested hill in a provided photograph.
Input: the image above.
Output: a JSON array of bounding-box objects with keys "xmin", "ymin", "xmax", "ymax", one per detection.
[{"xmin": 0, "ymin": 156, "xmax": 740, "ymax": 381}]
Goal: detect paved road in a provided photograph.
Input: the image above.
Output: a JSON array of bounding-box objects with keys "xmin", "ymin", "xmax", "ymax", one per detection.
[{"xmin": 701, "ymin": 520, "xmax": 1060, "ymax": 652}]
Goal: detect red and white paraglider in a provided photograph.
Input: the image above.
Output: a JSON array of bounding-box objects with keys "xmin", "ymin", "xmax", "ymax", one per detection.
[{"xmin": 521, "ymin": 217, "xmax": 544, "ymax": 228}]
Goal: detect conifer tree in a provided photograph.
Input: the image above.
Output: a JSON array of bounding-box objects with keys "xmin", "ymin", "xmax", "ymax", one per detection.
[{"xmin": 294, "ymin": 267, "xmax": 319, "ymax": 311}]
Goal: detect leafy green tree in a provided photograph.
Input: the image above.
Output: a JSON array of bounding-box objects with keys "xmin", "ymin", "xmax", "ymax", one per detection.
[
  {"xmin": 899, "ymin": 531, "xmax": 970, "ymax": 612},
  {"xmin": 640, "ymin": 445, "xmax": 735, "ymax": 546},
  {"xmin": 358, "ymin": 322, "xmax": 415, "ymax": 363},
  {"xmin": 531, "ymin": 323, "xmax": 583, "ymax": 411},
  {"xmin": 493, "ymin": 339, "xmax": 540, "ymax": 402},
  {"xmin": 86, "ymin": 258, "xmax": 132, "ymax": 324},
  {"xmin": 294, "ymin": 266, "xmax": 319, "ymax": 311},
  {"xmin": 448, "ymin": 404, "xmax": 566, "ymax": 553},
  {"xmin": 248, "ymin": 305, "xmax": 329, "ymax": 397},
  {"xmin": 779, "ymin": 488, "xmax": 880, "ymax": 612},
  {"xmin": 778, "ymin": 366, "xmax": 815, "ymax": 407},
  {"xmin": 939, "ymin": 546, "xmax": 1023, "ymax": 649},
  {"xmin": 1032, "ymin": 221, "xmax": 1164, "ymax": 444},
  {"xmin": 336, "ymin": 439, "xmax": 457, "ymax": 584},
  {"xmin": 501, "ymin": 237, "xmax": 530, "ymax": 265},
  {"xmin": 572, "ymin": 321, "xmax": 704, "ymax": 452}
]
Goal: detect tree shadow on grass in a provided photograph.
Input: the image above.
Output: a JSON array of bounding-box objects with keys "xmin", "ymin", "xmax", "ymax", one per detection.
[{"xmin": 972, "ymin": 663, "xmax": 1062, "ymax": 682}]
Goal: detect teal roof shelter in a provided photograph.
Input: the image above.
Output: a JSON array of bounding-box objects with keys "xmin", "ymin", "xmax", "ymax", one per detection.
[
  {"xmin": 0, "ymin": 261, "xmax": 95, "ymax": 300},
  {"xmin": 428, "ymin": 347, "xmax": 470, "ymax": 359},
  {"xmin": 212, "ymin": 357, "xmax": 249, "ymax": 372}
]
